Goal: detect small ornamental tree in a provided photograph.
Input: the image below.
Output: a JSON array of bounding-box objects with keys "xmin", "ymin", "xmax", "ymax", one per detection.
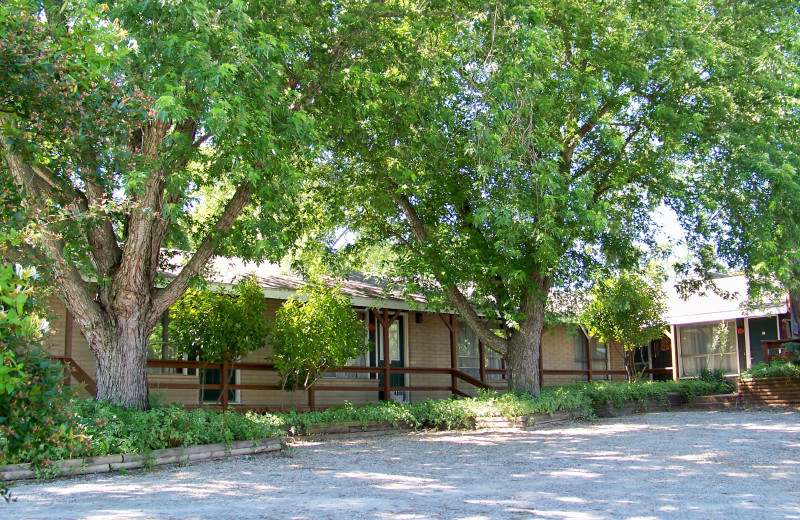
[
  {"xmin": 169, "ymin": 275, "xmax": 269, "ymax": 405},
  {"xmin": 271, "ymin": 285, "xmax": 367, "ymax": 392},
  {"xmin": 583, "ymin": 271, "xmax": 668, "ymax": 382}
]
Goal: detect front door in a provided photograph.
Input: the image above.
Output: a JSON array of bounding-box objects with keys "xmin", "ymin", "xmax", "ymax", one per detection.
[
  {"xmin": 370, "ymin": 315, "xmax": 406, "ymax": 402},
  {"xmin": 748, "ymin": 317, "xmax": 778, "ymax": 367}
]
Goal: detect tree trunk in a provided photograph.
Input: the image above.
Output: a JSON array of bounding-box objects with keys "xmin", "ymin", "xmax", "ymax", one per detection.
[
  {"xmin": 624, "ymin": 349, "xmax": 636, "ymax": 383},
  {"xmin": 90, "ymin": 324, "xmax": 150, "ymax": 409},
  {"xmin": 787, "ymin": 280, "xmax": 800, "ymax": 338},
  {"xmin": 505, "ymin": 302, "xmax": 545, "ymax": 395}
]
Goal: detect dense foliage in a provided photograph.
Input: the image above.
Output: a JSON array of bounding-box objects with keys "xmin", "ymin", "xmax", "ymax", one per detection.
[
  {"xmin": 170, "ymin": 276, "xmax": 269, "ymax": 364},
  {"xmin": 0, "ymin": 0, "xmax": 355, "ymax": 408},
  {"xmin": 316, "ymin": 0, "xmax": 800, "ymax": 395},
  {"xmin": 0, "ymin": 264, "xmax": 89, "ymax": 470},
  {"xmin": 70, "ymin": 400, "xmax": 283, "ymax": 456},
  {"xmin": 271, "ymin": 285, "xmax": 368, "ymax": 391},
  {"xmin": 169, "ymin": 275, "xmax": 269, "ymax": 404},
  {"xmin": 1, "ymin": 379, "xmax": 736, "ymax": 466},
  {"xmin": 582, "ymin": 271, "xmax": 668, "ymax": 381},
  {"xmin": 741, "ymin": 359, "xmax": 800, "ymax": 380}
]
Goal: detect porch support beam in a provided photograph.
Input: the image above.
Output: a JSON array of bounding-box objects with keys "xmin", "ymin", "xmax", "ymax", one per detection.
[
  {"xmin": 440, "ymin": 313, "xmax": 458, "ymax": 395},
  {"xmin": 64, "ymin": 308, "xmax": 73, "ymax": 386},
  {"xmin": 585, "ymin": 331, "xmax": 593, "ymax": 381},
  {"xmin": 669, "ymin": 325, "xmax": 678, "ymax": 381},
  {"xmin": 479, "ymin": 339, "xmax": 486, "ymax": 382}
]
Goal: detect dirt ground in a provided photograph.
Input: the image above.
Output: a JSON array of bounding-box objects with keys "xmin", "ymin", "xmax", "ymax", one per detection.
[{"xmin": 5, "ymin": 409, "xmax": 800, "ymax": 520}]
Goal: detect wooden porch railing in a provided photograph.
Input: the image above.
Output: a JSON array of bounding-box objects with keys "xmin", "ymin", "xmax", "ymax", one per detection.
[
  {"xmin": 52, "ymin": 356, "xmax": 672, "ymax": 411},
  {"xmin": 762, "ymin": 338, "xmax": 800, "ymax": 363},
  {"xmin": 50, "ymin": 355, "xmax": 97, "ymax": 396}
]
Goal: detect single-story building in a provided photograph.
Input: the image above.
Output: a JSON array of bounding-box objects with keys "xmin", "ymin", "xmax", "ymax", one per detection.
[
  {"xmin": 47, "ymin": 261, "xmax": 784, "ymax": 409},
  {"xmin": 663, "ymin": 274, "xmax": 790, "ymax": 378},
  {"xmin": 43, "ymin": 256, "xmax": 629, "ymax": 410}
]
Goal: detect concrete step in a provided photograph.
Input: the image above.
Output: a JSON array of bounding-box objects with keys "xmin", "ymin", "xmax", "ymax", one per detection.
[{"xmin": 690, "ymin": 394, "xmax": 740, "ymax": 404}]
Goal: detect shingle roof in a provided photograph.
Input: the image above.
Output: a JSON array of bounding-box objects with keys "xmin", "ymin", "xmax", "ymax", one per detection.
[{"xmin": 162, "ymin": 254, "xmax": 425, "ymax": 309}]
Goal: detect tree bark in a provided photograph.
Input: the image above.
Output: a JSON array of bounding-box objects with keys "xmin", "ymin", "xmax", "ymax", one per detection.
[
  {"xmin": 91, "ymin": 322, "xmax": 150, "ymax": 408},
  {"xmin": 3, "ymin": 117, "xmax": 254, "ymax": 408},
  {"xmin": 505, "ymin": 307, "xmax": 544, "ymax": 394}
]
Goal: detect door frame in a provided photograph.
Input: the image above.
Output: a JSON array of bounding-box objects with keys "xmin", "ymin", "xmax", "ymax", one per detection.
[{"xmin": 369, "ymin": 311, "xmax": 409, "ymax": 401}]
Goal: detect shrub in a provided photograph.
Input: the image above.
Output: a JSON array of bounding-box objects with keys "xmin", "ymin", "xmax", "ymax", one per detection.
[
  {"xmin": 0, "ymin": 264, "xmax": 89, "ymax": 469},
  {"xmin": 170, "ymin": 275, "xmax": 270, "ymax": 405},
  {"xmin": 67, "ymin": 400, "xmax": 284, "ymax": 456},
  {"xmin": 271, "ymin": 284, "xmax": 368, "ymax": 391},
  {"xmin": 741, "ymin": 359, "xmax": 800, "ymax": 380}
]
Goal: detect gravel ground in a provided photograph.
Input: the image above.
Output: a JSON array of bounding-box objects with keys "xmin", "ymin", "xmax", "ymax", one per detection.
[{"xmin": 5, "ymin": 409, "xmax": 800, "ymax": 520}]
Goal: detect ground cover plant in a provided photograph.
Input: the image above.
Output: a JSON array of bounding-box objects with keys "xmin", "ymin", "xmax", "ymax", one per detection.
[
  {"xmin": 1, "ymin": 379, "xmax": 735, "ymax": 467},
  {"xmin": 741, "ymin": 359, "xmax": 800, "ymax": 380}
]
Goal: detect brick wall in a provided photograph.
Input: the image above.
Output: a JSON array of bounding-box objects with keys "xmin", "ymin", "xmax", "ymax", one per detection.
[{"xmin": 43, "ymin": 297, "xmax": 629, "ymax": 408}]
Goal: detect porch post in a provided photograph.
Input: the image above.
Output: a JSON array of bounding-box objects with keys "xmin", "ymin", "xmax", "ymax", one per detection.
[
  {"xmin": 64, "ymin": 308, "xmax": 73, "ymax": 386},
  {"xmin": 538, "ymin": 340, "xmax": 543, "ymax": 386},
  {"xmin": 221, "ymin": 361, "xmax": 229, "ymax": 409},
  {"xmin": 449, "ymin": 314, "xmax": 458, "ymax": 394},
  {"xmin": 308, "ymin": 386, "xmax": 316, "ymax": 411},
  {"xmin": 478, "ymin": 339, "xmax": 486, "ymax": 382},
  {"xmin": 585, "ymin": 333, "xmax": 593, "ymax": 381},
  {"xmin": 383, "ymin": 308, "xmax": 392, "ymax": 401},
  {"xmin": 669, "ymin": 325, "xmax": 679, "ymax": 381}
]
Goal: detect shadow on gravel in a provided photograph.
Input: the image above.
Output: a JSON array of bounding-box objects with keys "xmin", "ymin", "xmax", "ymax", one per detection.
[{"xmin": 5, "ymin": 410, "xmax": 800, "ymax": 520}]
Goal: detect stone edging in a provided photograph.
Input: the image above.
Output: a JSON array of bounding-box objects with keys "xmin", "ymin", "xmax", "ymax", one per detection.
[
  {"xmin": 1, "ymin": 437, "xmax": 285, "ymax": 482},
  {"xmin": 1, "ymin": 393, "xmax": 747, "ymax": 482}
]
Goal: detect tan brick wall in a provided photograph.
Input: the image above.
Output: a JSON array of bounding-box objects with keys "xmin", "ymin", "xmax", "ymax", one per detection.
[
  {"xmin": 540, "ymin": 326, "xmax": 628, "ymax": 386},
  {"xmin": 43, "ymin": 297, "xmax": 628, "ymax": 408},
  {"xmin": 407, "ymin": 312, "xmax": 458, "ymax": 401},
  {"xmin": 541, "ymin": 325, "xmax": 577, "ymax": 386}
]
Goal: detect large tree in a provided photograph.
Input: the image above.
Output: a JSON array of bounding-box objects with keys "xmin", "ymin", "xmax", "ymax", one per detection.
[
  {"xmin": 318, "ymin": 0, "xmax": 799, "ymax": 393},
  {"xmin": 0, "ymin": 0, "xmax": 374, "ymax": 408},
  {"xmin": 672, "ymin": 22, "xmax": 800, "ymax": 333}
]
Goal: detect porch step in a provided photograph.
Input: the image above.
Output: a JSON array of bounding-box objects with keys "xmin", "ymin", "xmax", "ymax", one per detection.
[{"xmin": 687, "ymin": 394, "xmax": 740, "ymax": 410}]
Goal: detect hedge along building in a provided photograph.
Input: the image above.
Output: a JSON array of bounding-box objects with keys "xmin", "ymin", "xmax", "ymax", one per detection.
[
  {"xmin": 663, "ymin": 274, "xmax": 790, "ymax": 379},
  {"xmin": 44, "ymin": 256, "xmax": 630, "ymax": 410}
]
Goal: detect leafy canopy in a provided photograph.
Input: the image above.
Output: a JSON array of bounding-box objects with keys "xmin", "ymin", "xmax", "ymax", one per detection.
[
  {"xmin": 582, "ymin": 271, "xmax": 668, "ymax": 353},
  {"xmin": 170, "ymin": 275, "xmax": 269, "ymax": 363},
  {"xmin": 271, "ymin": 284, "xmax": 368, "ymax": 391}
]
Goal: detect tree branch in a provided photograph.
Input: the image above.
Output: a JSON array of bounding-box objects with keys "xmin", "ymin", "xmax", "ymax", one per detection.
[
  {"xmin": 3, "ymin": 150, "xmax": 107, "ymax": 331},
  {"xmin": 391, "ymin": 185, "xmax": 508, "ymax": 355},
  {"xmin": 151, "ymin": 182, "xmax": 253, "ymax": 322}
]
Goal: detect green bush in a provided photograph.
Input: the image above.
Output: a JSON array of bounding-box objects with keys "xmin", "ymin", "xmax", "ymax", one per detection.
[
  {"xmin": 0, "ymin": 264, "xmax": 89, "ymax": 468},
  {"xmin": 70, "ymin": 400, "xmax": 284, "ymax": 456},
  {"xmin": 741, "ymin": 359, "xmax": 800, "ymax": 380},
  {"xmin": 3, "ymin": 378, "xmax": 739, "ymax": 466},
  {"xmin": 271, "ymin": 284, "xmax": 368, "ymax": 391}
]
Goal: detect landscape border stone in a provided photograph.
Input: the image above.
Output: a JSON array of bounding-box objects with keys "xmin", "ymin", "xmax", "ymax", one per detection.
[{"xmin": 1, "ymin": 437, "xmax": 286, "ymax": 482}]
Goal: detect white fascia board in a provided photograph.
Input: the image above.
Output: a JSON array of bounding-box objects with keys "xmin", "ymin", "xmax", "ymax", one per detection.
[
  {"xmin": 667, "ymin": 304, "xmax": 787, "ymax": 326},
  {"xmin": 203, "ymin": 282, "xmax": 428, "ymax": 312}
]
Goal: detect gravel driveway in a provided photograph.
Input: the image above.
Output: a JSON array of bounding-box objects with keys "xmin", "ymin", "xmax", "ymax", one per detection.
[{"xmin": 5, "ymin": 409, "xmax": 800, "ymax": 520}]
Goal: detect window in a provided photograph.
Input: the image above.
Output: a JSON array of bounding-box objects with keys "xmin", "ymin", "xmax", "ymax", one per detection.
[
  {"xmin": 147, "ymin": 311, "xmax": 193, "ymax": 375},
  {"xmin": 678, "ymin": 321, "xmax": 738, "ymax": 376},
  {"xmin": 147, "ymin": 311, "xmax": 180, "ymax": 375},
  {"xmin": 458, "ymin": 319, "xmax": 504, "ymax": 380},
  {"xmin": 574, "ymin": 330, "xmax": 609, "ymax": 380}
]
